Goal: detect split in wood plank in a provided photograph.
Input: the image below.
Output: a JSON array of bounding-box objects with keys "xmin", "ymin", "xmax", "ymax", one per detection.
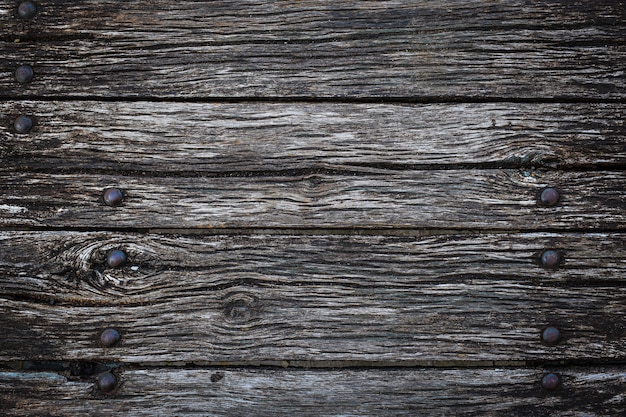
[
  {"xmin": 1, "ymin": 102, "xmax": 625, "ymax": 171},
  {"xmin": 1, "ymin": 367, "xmax": 625, "ymax": 416}
]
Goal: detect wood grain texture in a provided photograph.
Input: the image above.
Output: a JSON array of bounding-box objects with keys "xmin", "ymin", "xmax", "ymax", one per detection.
[
  {"xmin": 1, "ymin": 102, "xmax": 625, "ymax": 171},
  {"xmin": 1, "ymin": 232, "xmax": 625, "ymax": 363},
  {"xmin": 0, "ymin": 170, "xmax": 623, "ymax": 229},
  {"xmin": 2, "ymin": 367, "xmax": 625, "ymax": 416},
  {"xmin": 1, "ymin": 1, "xmax": 624, "ymax": 99},
  {"xmin": 2, "ymin": 231, "xmax": 625, "ymax": 302}
]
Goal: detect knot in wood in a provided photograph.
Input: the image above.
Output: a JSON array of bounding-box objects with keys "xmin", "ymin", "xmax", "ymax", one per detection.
[{"xmin": 223, "ymin": 292, "xmax": 258, "ymax": 323}]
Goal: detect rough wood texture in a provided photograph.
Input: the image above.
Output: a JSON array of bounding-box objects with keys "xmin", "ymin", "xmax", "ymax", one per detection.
[
  {"xmin": 2, "ymin": 367, "xmax": 625, "ymax": 416},
  {"xmin": 0, "ymin": 170, "xmax": 623, "ymax": 229},
  {"xmin": 1, "ymin": 232, "xmax": 624, "ymax": 363},
  {"xmin": 1, "ymin": 102, "xmax": 624, "ymax": 171},
  {"xmin": 1, "ymin": 1, "xmax": 624, "ymax": 99}
]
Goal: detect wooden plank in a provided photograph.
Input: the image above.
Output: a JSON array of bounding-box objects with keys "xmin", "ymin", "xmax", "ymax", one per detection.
[
  {"xmin": 0, "ymin": 170, "xmax": 623, "ymax": 229},
  {"xmin": 1, "ymin": 232, "xmax": 625, "ymax": 362},
  {"xmin": 1, "ymin": 1, "xmax": 624, "ymax": 99},
  {"xmin": 1, "ymin": 102, "xmax": 624, "ymax": 171},
  {"xmin": 3, "ymin": 0, "xmax": 624, "ymax": 35},
  {"xmin": 2, "ymin": 367, "xmax": 625, "ymax": 416},
  {"xmin": 2, "ymin": 231, "xmax": 625, "ymax": 301}
]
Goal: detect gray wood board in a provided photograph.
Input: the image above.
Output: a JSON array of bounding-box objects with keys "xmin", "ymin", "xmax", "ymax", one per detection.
[
  {"xmin": 1, "ymin": 1, "xmax": 624, "ymax": 99},
  {"xmin": 2, "ymin": 102, "xmax": 625, "ymax": 171},
  {"xmin": 2, "ymin": 231, "xmax": 624, "ymax": 301},
  {"xmin": 1, "ymin": 232, "xmax": 625, "ymax": 362},
  {"xmin": 2, "ymin": 367, "xmax": 625, "ymax": 416},
  {"xmin": 0, "ymin": 170, "xmax": 624, "ymax": 229}
]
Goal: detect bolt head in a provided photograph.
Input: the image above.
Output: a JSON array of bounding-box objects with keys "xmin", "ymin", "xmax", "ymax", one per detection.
[
  {"xmin": 103, "ymin": 188, "xmax": 124, "ymax": 207},
  {"xmin": 539, "ymin": 187, "xmax": 560, "ymax": 207},
  {"xmin": 542, "ymin": 373, "xmax": 561, "ymax": 390},
  {"xmin": 540, "ymin": 250, "xmax": 561, "ymax": 269},
  {"xmin": 17, "ymin": 1, "xmax": 37, "ymax": 19},
  {"xmin": 542, "ymin": 326, "xmax": 562, "ymax": 346},
  {"xmin": 107, "ymin": 250, "xmax": 127, "ymax": 268},
  {"xmin": 15, "ymin": 65, "xmax": 34, "ymax": 84},
  {"xmin": 97, "ymin": 372, "xmax": 117, "ymax": 393},
  {"xmin": 100, "ymin": 328, "xmax": 121, "ymax": 347},
  {"xmin": 14, "ymin": 115, "xmax": 33, "ymax": 133}
]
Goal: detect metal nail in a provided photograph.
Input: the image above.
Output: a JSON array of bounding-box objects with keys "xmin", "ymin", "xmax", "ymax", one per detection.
[
  {"xmin": 14, "ymin": 115, "xmax": 33, "ymax": 134},
  {"xmin": 100, "ymin": 328, "xmax": 121, "ymax": 347},
  {"xmin": 103, "ymin": 188, "xmax": 124, "ymax": 207},
  {"xmin": 540, "ymin": 250, "xmax": 561, "ymax": 269},
  {"xmin": 539, "ymin": 187, "xmax": 560, "ymax": 207},
  {"xmin": 97, "ymin": 372, "xmax": 118, "ymax": 393},
  {"xmin": 106, "ymin": 249, "xmax": 127, "ymax": 268},
  {"xmin": 541, "ymin": 326, "xmax": 562, "ymax": 346},
  {"xmin": 15, "ymin": 65, "xmax": 34, "ymax": 84},
  {"xmin": 17, "ymin": 1, "xmax": 37, "ymax": 19},
  {"xmin": 542, "ymin": 373, "xmax": 560, "ymax": 390}
]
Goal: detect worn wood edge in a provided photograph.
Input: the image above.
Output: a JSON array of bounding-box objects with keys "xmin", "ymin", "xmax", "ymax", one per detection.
[
  {"xmin": 1, "ymin": 102, "xmax": 625, "ymax": 171},
  {"xmin": 0, "ymin": 170, "xmax": 624, "ymax": 229},
  {"xmin": 1, "ymin": 232, "xmax": 625, "ymax": 305},
  {"xmin": 1, "ymin": 367, "xmax": 625, "ymax": 416}
]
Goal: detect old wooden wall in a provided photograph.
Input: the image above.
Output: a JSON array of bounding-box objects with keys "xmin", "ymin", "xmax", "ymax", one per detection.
[{"xmin": 1, "ymin": 1, "xmax": 625, "ymax": 415}]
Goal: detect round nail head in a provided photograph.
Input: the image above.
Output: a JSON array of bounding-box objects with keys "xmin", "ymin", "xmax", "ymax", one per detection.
[
  {"xmin": 14, "ymin": 115, "xmax": 33, "ymax": 134},
  {"xmin": 107, "ymin": 250, "xmax": 127, "ymax": 268},
  {"xmin": 18, "ymin": 1, "xmax": 37, "ymax": 19},
  {"xmin": 15, "ymin": 65, "xmax": 34, "ymax": 84},
  {"xmin": 103, "ymin": 188, "xmax": 124, "ymax": 207},
  {"xmin": 541, "ymin": 250, "xmax": 561, "ymax": 269},
  {"xmin": 100, "ymin": 328, "xmax": 121, "ymax": 347},
  {"xmin": 540, "ymin": 187, "xmax": 560, "ymax": 207},
  {"xmin": 542, "ymin": 373, "xmax": 560, "ymax": 390},
  {"xmin": 542, "ymin": 326, "xmax": 562, "ymax": 346},
  {"xmin": 97, "ymin": 373, "xmax": 117, "ymax": 393}
]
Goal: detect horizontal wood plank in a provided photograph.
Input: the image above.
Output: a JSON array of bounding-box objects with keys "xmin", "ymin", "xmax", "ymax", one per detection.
[
  {"xmin": 1, "ymin": 1, "xmax": 624, "ymax": 99},
  {"xmin": 0, "ymin": 170, "xmax": 623, "ymax": 229},
  {"xmin": 2, "ymin": 367, "xmax": 625, "ymax": 416},
  {"xmin": 2, "ymin": 232, "xmax": 625, "ymax": 302},
  {"xmin": 1, "ymin": 102, "xmax": 625, "ymax": 171},
  {"xmin": 1, "ymin": 232, "xmax": 625, "ymax": 362}
]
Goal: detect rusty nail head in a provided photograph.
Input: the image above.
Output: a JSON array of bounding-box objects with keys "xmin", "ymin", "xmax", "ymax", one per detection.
[
  {"xmin": 541, "ymin": 326, "xmax": 562, "ymax": 346},
  {"xmin": 542, "ymin": 373, "xmax": 560, "ymax": 390},
  {"xmin": 14, "ymin": 115, "xmax": 33, "ymax": 133},
  {"xmin": 15, "ymin": 65, "xmax": 34, "ymax": 84},
  {"xmin": 18, "ymin": 2, "xmax": 37, "ymax": 19},
  {"xmin": 539, "ymin": 187, "xmax": 560, "ymax": 207},
  {"xmin": 103, "ymin": 188, "xmax": 124, "ymax": 207},
  {"xmin": 106, "ymin": 249, "xmax": 127, "ymax": 268},
  {"xmin": 541, "ymin": 250, "xmax": 561, "ymax": 269},
  {"xmin": 100, "ymin": 328, "xmax": 121, "ymax": 347},
  {"xmin": 97, "ymin": 372, "xmax": 118, "ymax": 393}
]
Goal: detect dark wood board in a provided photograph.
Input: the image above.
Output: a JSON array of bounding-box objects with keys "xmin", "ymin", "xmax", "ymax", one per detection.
[
  {"xmin": 1, "ymin": 102, "xmax": 625, "ymax": 171},
  {"xmin": 1, "ymin": 232, "xmax": 625, "ymax": 363},
  {"xmin": 2, "ymin": 367, "xmax": 625, "ymax": 416},
  {"xmin": 0, "ymin": 170, "xmax": 624, "ymax": 230},
  {"xmin": 1, "ymin": 1, "xmax": 624, "ymax": 99}
]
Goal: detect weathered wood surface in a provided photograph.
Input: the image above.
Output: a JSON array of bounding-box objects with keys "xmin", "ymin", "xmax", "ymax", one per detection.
[
  {"xmin": 1, "ymin": 102, "xmax": 625, "ymax": 171},
  {"xmin": 1, "ymin": 232, "xmax": 624, "ymax": 363},
  {"xmin": 2, "ymin": 367, "xmax": 625, "ymax": 416},
  {"xmin": 2, "ymin": 232, "xmax": 625, "ymax": 299},
  {"xmin": 1, "ymin": 1, "xmax": 624, "ymax": 99},
  {"xmin": 1, "ymin": 170, "xmax": 624, "ymax": 229}
]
